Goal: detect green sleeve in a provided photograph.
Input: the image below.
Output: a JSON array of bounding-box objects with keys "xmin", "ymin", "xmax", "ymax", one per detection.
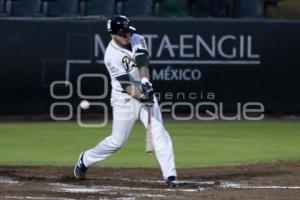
[
  {"xmin": 135, "ymin": 49, "xmax": 149, "ymax": 68},
  {"xmin": 115, "ymin": 74, "xmax": 132, "ymax": 91}
]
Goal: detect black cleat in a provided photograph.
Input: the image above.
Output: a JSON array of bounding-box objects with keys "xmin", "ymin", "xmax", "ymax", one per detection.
[
  {"xmin": 165, "ymin": 176, "xmax": 176, "ymax": 188},
  {"xmin": 74, "ymin": 152, "xmax": 88, "ymax": 179}
]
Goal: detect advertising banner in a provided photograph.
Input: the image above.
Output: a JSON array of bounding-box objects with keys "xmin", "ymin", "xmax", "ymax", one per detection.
[{"xmin": 0, "ymin": 18, "xmax": 299, "ymax": 115}]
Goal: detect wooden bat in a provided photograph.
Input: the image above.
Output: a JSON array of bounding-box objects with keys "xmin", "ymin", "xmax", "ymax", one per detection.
[{"xmin": 146, "ymin": 106, "xmax": 154, "ymax": 155}]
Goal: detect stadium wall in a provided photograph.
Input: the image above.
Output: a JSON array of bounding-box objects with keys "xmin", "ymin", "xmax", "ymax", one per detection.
[{"xmin": 0, "ymin": 18, "xmax": 299, "ymax": 115}]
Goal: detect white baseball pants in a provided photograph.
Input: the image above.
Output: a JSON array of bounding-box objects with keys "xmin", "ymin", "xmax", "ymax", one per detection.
[{"xmin": 83, "ymin": 96, "xmax": 177, "ymax": 179}]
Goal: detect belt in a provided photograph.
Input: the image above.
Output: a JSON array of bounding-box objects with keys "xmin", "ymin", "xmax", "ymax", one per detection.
[{"xmin": 114, "ymin": 90, "xmax": 128, "ymax": 94}]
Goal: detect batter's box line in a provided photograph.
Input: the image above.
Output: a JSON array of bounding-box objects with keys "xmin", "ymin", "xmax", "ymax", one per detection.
[
  {"xmin": 90, "ymin": 176, "xmax": 218, "ymax": 186},
  {"xmin": 49, "ymin": 180, "xmax": 300, "ymax": 192}
]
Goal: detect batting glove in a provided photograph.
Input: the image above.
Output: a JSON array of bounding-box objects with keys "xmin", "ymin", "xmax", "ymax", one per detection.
[{"xmin": 141, "ymin": 78, "xmax": 154, "ymax": 106}]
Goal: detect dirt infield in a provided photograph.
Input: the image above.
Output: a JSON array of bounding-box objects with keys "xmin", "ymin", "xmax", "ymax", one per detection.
[{"xmin": 1, "ymin": 161, "xmax": 300, "ymax": 200}]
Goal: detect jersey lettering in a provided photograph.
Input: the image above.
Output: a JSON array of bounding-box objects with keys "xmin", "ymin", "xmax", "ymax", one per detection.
[{"xmin": 122, "ymin": 56, "xmax": 136, "ymax": 72}]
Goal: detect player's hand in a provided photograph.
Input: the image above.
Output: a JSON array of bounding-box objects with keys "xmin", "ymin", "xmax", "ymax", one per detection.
[
  {"xmin": 141, "ymin": 82, "xmax": 154, "ymax": 106},
  {"xmin": 142, "ymin": 82, "xmax": 153, "ymax": 95}
]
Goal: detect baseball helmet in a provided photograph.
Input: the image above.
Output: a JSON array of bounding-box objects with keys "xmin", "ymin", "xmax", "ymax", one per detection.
[{"xmin": 107, "ymin": 15, "xmax": 136, "ymax": 35}]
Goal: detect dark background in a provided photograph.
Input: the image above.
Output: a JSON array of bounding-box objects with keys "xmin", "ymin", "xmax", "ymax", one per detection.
[{"xmin": 0, "ymin": 18, "xmax": 299, "ymax": 115}]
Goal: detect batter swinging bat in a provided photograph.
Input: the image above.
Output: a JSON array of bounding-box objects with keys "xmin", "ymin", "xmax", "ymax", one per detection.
[{"xmin": 146, "ymin": 106, "xmax": 154, "ymax": 155}]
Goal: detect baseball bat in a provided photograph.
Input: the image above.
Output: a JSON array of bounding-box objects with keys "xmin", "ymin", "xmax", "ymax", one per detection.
[{"xmin": 146, "ymin": 106, "xmax": 154, "ymax": 155}]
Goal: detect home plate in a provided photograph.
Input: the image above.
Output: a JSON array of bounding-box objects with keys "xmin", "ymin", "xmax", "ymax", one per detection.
[{"xmin": 175, "ymin": 180, "xmax": 217, "ymax": 186}]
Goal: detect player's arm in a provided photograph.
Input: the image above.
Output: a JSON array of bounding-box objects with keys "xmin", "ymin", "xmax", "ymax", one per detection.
[
  {"xmin": 105, "ymin": 57, "xmax": 144, "ymax": 100},
  {"xmin": 137, "ymin": 54, "xmax": 153, "ymax": 101},
  {"xmin": 135, "ymin": 48, "xmax": 150, "ymax": 81},
  {"xmin": 134, "ymin": 35, "xmax": 151, "ymax": 81},
  {"xmin": 135, "ymin": 47, "xmax": 154, "ymax": 105},
  {"xmin": 115, "ymin": 74, "xmax": 144, "ymax": 99}
]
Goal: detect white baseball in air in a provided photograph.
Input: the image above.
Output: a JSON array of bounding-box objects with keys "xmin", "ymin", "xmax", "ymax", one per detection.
[{"xmin": 80, "ymin": 100, "xmax": 90, "ymax": 110}]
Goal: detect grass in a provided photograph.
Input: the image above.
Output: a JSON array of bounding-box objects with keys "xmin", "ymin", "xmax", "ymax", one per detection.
[{"xmin": 0, "ymin": 122, "xmax": 300, "ymax": 167}]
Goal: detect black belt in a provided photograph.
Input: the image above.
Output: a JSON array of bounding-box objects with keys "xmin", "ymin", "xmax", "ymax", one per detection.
[{"xmin": 115, "ymin": 90, "xmax": 127, "ymax": 93}]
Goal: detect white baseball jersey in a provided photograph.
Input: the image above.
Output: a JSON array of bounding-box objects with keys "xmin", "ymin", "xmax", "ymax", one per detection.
[
  {"xmin": 83, "ymin": 34, "xmax": 177, "ymax": 180},
  {"xmin": 104, "ymin": 34, "xmax": 148, "ymax": 98}
]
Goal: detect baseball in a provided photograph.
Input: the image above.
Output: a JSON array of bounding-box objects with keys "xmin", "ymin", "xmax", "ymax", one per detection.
[{"xmin": 80, "ymin": 100, "xmax": 90, "ymax": 110}]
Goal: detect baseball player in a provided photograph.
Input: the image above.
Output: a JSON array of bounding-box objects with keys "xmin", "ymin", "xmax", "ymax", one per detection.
[{"xmin": 74, "ymin": 15, "xmax": 177, "ymax": 187}]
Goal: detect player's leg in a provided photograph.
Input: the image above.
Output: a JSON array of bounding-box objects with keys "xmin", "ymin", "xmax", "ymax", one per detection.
[
  {"xmin": 76, "ymin": 98, "xmax": 139, "ymax": 172},
  {"xmin": 140, "ymin": 98, "xmax": 177, "ymax": 182}
]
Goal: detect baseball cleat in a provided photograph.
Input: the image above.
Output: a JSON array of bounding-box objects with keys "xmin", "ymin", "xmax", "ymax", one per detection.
[
  {"xmin": 165, "ymin": 176, "xmax": 177, "ymax": 188},
  {"xmin": 74, "ymin": 152, "xmax": 88, "ymax": 179}
]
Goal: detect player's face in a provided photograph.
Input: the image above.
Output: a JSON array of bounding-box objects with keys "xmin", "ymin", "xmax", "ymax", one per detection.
[{"xmin": 112, "ymin": 32, "xmax": 132, "ymax": 47}]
